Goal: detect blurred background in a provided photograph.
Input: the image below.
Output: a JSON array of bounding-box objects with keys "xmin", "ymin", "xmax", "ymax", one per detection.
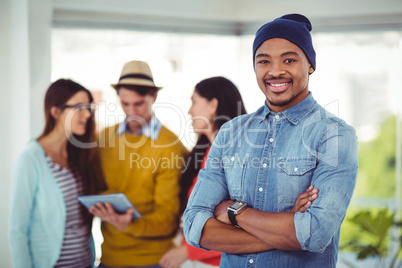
[{"xmin": 1, "ymin": 0, "xmax": 402, "ymax": 267}]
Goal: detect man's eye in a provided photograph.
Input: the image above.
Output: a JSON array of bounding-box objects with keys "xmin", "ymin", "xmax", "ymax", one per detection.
[
  {"xmin": 258, "ymin": 60, "xmax": 269, "ymax": 64},
  {"xmin": 285, "ymin": 59, "xmax": 295, "ymax": 63}
]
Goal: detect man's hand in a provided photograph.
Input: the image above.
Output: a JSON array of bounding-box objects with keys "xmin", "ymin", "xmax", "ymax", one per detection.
[
  {"xmin": 213, "ymin": 200, "xmax": 235, "ymax": 224},
  {"xmin": 291, "ymin": 185, "xmax": 318, "ymax": 213},
  {"xmin": 89, "ymin": 202, "xmax": 133, "ymax": 231},
  {"xmin": 213, "ymin": 186, "xmax": 318, "ymax": 224},
  {"xmin": 159, "ymin": 245, "xmax": 188, "ymax": 268}
]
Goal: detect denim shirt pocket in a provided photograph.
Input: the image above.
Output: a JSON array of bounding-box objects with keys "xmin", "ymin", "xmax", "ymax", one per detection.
[
  {"xmin": 223, "ymin": 154, "xmax": 249, "ymax": 200},
  {"xmin": 276, "ymin": 156, "xmax": 316, "ymax": 211}
]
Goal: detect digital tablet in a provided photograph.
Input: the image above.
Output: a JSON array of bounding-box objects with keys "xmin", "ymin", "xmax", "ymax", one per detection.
[{"xmin": 78, "ymin": 193, "xmax": 141, "ymax": 219}]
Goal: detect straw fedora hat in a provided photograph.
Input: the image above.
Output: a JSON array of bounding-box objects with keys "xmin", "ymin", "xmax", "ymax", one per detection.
[{"xmin": 111, "ymin": 60, "xmax": 163, "ymax": 90}]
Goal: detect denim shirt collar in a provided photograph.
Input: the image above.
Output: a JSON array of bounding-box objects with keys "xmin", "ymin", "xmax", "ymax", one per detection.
[
  {"xmin": 262, "ymin": 92, "xmax": 317, "ymax": 125},
  {"xmin": 117, "ymin": 114, "xmax": 162, "ymax": 140}
]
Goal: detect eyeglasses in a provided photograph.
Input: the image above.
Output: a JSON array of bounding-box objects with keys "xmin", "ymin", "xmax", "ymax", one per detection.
[{"xmin": 57, "ymin": 103, "xmax": 97, "ymax": 112}]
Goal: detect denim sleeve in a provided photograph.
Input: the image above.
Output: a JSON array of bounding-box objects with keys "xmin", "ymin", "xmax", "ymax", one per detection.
[
  {"xmin": 183, "ymin": 130, "xmax": 230, "ymax": 249},
  {"xmin": 294, "ymin": 122, "xmax": 359, "ymax": 253}
]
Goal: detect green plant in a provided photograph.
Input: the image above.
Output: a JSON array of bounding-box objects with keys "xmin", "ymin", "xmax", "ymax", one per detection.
[{"xmin": 340, "ymin": 208, "xmax": 402, "ymax": 268}]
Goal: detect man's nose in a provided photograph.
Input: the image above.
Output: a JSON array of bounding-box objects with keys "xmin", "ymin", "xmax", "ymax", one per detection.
[
  {"xmin": 268, "ymin": 63, "xmax": 286, "ymax": 77},
  {"xmin": 126, "ymin": 106, "xmax": 139, "ymax": 117}
]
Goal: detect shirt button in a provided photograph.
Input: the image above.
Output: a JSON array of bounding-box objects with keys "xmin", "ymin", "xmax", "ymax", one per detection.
[
  {"xmin": 249, "ymin": 259, "xmax": 254, "ymax": 264},
  {"xmin": 263, "ymin": 163, "xmax": 267, "ymax": 168},
  {"xmin": 259, "ymin": 187, "xmax": 263, "ymax": 192},
  {"xmin": 294, "ymin": 167, "xmax": 298, "ymax": 172},
  {"xmin": 275, "ymin": 115, "xmax": 280, "ymax": 119},
  {"xmin": 231, "ymin": 157, "xmax": 235, "ymax": 161},
  {"xmin": 269, "ymin": 138, "xmax": 274, "ymax": 143}
]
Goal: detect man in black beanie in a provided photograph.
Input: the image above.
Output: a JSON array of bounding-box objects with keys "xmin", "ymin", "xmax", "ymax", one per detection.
[{"xmin": 184, "ymin": 14, "xmax": 358, "ymax": 267}]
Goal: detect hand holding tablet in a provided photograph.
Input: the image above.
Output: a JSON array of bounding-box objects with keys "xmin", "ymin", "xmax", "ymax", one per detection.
[{"xmin": 78, "ymin": 193, "xmax": 141, "ymax": 219}]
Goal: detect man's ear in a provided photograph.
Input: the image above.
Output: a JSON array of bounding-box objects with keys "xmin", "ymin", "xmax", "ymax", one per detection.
[
  {"xmin": 308, "ymin": 65, "xmax": 314, "ymax": 75},
  {"xmin": 50, "ymin": 106, "xmax": 62, "ymax": 120},
  {"xmin": 151, "ymin": 91, "xmax": 158, "ymax": 103}
]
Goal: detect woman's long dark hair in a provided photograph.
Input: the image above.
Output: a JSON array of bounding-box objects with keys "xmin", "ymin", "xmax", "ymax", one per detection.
[
  {"xmin": 179, "ymin": 76, "xmax": 247, "ymax": 213},
  {"xmin": 38, "ymin": 79, "xmax": 107, "ymax": 198}
]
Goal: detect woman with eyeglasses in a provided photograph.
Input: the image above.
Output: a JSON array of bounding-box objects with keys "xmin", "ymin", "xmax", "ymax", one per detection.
[{"xmin": 9, "ymin": 79, "xmax": 107, "ymax": 268}]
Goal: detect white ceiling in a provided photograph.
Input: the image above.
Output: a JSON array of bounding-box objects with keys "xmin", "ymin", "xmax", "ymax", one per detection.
[{"xmin": 53, "ymin": 0, "xmax": 402, "ymax": 35}]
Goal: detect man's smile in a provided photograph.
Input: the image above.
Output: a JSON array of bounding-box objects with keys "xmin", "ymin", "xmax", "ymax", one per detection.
[{"xmin": 266, "ymin": 79, "xmax": 291, "ymax": 93}]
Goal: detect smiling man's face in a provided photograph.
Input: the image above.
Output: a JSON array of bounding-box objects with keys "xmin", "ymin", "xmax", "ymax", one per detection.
[{"xmin": 254, "ymin": 38, "xmax": 314, "ymax": 113}]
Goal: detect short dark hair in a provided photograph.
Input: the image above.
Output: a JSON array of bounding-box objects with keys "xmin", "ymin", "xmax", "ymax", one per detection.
[{"xmin": 115, "ymin": 84, "xmax": 158, "ymax": 96}]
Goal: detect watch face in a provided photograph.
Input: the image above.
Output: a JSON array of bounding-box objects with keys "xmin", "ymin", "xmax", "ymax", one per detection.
[{"xmin": 230, "ymin": 202, "xmax": 244, "ymax": 210}]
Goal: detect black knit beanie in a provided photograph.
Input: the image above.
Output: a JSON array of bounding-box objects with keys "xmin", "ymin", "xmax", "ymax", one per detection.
[{"xmin": 252, "ymin": 13, "xmax": 316, "ymax": 70}]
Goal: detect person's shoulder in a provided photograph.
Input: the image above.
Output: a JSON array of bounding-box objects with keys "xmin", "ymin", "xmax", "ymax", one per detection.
[
  {"xmin": 220, "ymin": 106, "xmax": 265, "ymax": 131},
  {"xmin": 311, "ymin": 104, "xmax": 356, "ymax": 133},
  {"xmin": 157, "ymin": 125, "xmax": 186, "ymax": 147},
  {"xmin": 155, "ymin": 125, "xmax": 187, "ymax": 156},
  {"xmin": 98, "ymin": 124, "xmax": 119, "ymax": 138},
  {"xmin": 18, "ymin": 140, "xmax": 42, "ymax": 158},
  {"xmin": 15, "ymin": 140, "xmax": 44, "ymax": 167},
  {"xmin": 100, "ymin": 124, "xmax": 119, "ymax": 133},
  {"xmin": 159, "ymin": 125, "xmax": 180, "ymax": 141}
]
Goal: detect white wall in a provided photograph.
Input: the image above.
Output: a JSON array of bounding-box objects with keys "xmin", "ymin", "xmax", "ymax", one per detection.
[
  {"xmin": 0, "ymin": 0, "xmax": 51, "ymax": 266},
  {"xmin": 0, "ymin": 2, "xmax": 13, "ymax": 266}
]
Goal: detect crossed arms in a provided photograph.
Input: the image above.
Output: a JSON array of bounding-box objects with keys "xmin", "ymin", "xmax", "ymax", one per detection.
[
  {"xmin": 183, "ymin": 123, "xmax": 359, "ymax": 254},
  {"xmin": 197, "ymin": 187, "xmax": 317, "ymax": 254}
]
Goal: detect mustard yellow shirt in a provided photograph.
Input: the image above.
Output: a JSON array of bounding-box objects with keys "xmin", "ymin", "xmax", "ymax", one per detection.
[{"xmin": 98, "ymin": 124, "xmax": 187, "ymax": 266}]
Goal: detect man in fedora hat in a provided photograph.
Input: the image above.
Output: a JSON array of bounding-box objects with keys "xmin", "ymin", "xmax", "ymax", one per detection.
[
  {"xmin": 91, "ymin": 60, "xmax": 187, "ymax": 267},
  {"xmin": 183, "ymin": 14, "xmax": 358, "ymax": 267}
]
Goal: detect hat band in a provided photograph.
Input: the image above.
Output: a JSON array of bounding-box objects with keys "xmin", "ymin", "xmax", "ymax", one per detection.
[{"xmin": 119, "ymin": 74, "xmax": 154, "ymax": 82}]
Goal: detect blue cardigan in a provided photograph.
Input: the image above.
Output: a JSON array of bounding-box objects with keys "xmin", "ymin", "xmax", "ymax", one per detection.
[{"xmin": 8, "ymin": 140, "xmax": 94, "ymax": 268}]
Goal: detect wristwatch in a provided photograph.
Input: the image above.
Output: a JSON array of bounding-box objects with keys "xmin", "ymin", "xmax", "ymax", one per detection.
[{"xmin": 227, "ymin": 201, "xmax": 247, "ymax": 228}]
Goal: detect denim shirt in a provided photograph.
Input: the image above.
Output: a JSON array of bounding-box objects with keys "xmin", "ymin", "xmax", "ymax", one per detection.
[{"xmin": 183, "ymin": 93, "xmax": 358, "ymax": 268}]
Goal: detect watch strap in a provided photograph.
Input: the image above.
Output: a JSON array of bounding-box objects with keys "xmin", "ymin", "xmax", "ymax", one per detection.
[{"xmin": 228, "ymin": 209, "xmax": 239, "ymax": 228}]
